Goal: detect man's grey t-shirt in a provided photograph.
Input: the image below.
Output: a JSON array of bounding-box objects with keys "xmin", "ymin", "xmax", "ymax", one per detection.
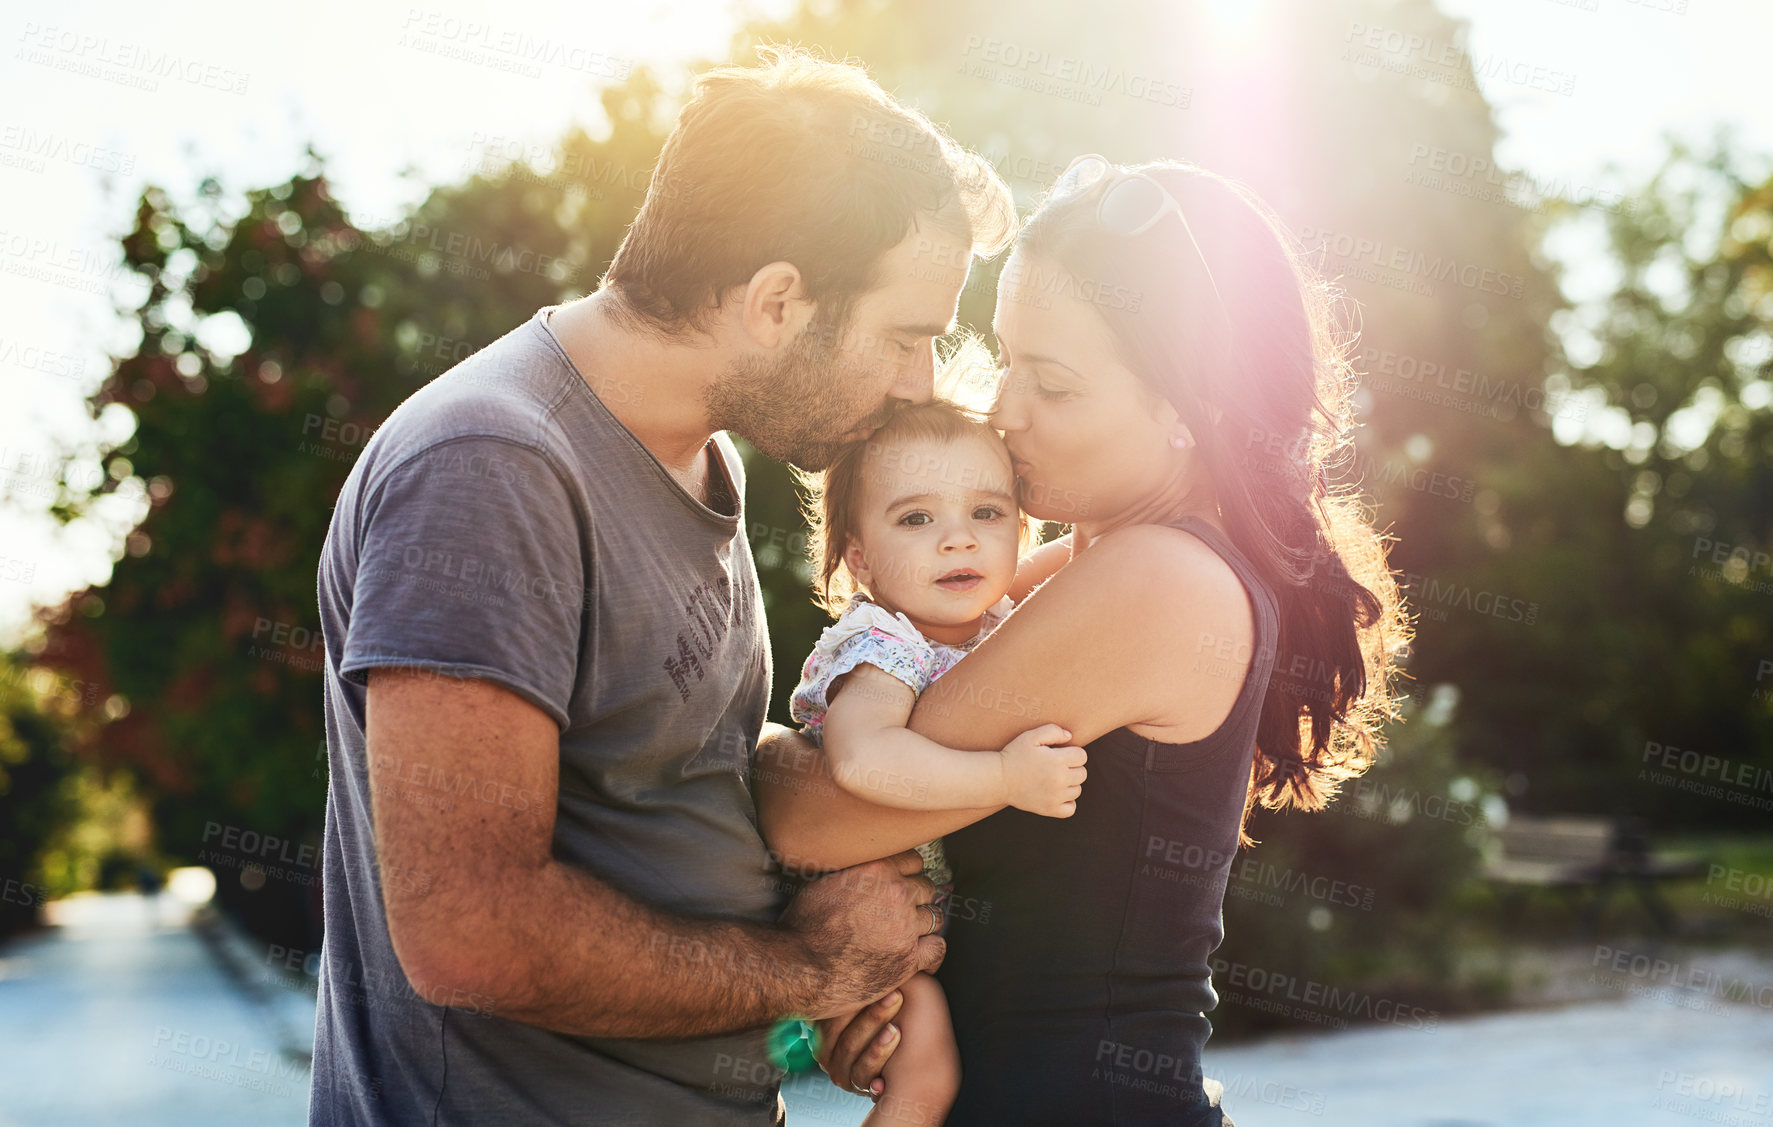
[{"xmin": 309, "ymin": 307, "xmax": 789, "ymax": 1125}]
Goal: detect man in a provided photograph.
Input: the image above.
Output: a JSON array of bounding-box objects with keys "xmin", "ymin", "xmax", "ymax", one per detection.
[{"xmin": 308, "ymin": 46, "xmax": 1016, "ymax": 1125}]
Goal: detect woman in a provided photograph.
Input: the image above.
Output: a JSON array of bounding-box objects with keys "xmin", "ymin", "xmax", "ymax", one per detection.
[{"xmin": 757, "ymin": 156, "xmax": 1408, "ymax": 1126}]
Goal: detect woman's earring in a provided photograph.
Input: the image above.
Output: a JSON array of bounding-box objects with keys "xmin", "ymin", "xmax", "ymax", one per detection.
[{"xmin": 1170, "ymin": 434, "xmax": 1190, "ymax": 450}]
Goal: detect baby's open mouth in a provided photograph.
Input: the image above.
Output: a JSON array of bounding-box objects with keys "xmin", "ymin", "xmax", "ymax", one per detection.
[{"xmin": 934, "ymin": 568, "xmax": 983, "ymax": 591}]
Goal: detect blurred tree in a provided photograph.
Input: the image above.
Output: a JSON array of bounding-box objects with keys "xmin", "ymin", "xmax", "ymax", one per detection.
[
  {"xmin": 33, "ymin": 82, "xmax": 675, "ymax": 946},
  {"xmin": 0, "ymin": 658, "xmax": 80, "ymax": 938},
  {"xmin": 29, "ymin": 0, "xmax": 1769, "ymax": 993},
  {"xmin": 1419, "ymin": 142, "xmax": 1773, "ymax": 825}
]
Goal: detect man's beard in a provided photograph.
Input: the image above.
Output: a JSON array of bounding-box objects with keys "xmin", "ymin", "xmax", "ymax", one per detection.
[{"xmin": 703, "ymin": 317, "xmax": 897, "ymax": 470}]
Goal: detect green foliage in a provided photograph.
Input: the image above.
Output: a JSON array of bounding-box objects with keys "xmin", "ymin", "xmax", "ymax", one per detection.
[
  {"xmin": 0, "ymin": 660, "xmax": 78, "ymax": 936},
  {"xmin": 1215, "ymin": 692, "xmax": 1498, "ymax": 1036},
  {"xmin": 1408, "ymin": 143, "xmax": 1773, "ymax": 825},
  {"xmin": 27, "ymin": 0, "xmax": 1770, "ymax": 1002},
  {"xmin": 36, "ymin": 90, "xmax": 670, "ymax": 936}
]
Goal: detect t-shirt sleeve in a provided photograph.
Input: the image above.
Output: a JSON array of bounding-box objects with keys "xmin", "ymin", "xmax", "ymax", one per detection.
[
  {"xmin": 339, "ymin": 437, "xmax": 585, "ymax": 728},
  {"xmin": 825, "ymin": 628, "xmax": 936, "ymax": 699}
]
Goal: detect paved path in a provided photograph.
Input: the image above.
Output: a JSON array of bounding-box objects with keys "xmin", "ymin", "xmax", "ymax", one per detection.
[
  {"xmin": 4, "ymin": 892, "xmax": 1769, "ymax": 1126},
  {"xmin": 785, "ymin": 974, "xmax": 1773, "ymax": 1126},
  {"xmin": 0, "ymin": 892, "xmax": 311, "ymax": 1127},
  {"xmin": 1200, "ymin": 978, "xmax": 1773, "ymax": 1127}
]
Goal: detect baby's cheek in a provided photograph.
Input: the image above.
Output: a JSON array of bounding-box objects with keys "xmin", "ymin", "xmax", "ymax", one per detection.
[
  {"xmin": 870, "ymin": 545, "xmax": 924, "ymax": 598},
  {"xmin": 990, "ymin": 525, "xmax": 1024, "ymax": 570}
]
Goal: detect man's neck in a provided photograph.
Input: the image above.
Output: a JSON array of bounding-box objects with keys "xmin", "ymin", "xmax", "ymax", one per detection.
[{"xmin": 547, "ymin": 291, "xmax": 722, "ymax": 478}]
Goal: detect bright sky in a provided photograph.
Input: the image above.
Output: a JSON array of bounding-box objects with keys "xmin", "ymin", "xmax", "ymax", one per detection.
[{"xmin": 2, "ymin": 0, "xmax": 1770, "ymax": 644}]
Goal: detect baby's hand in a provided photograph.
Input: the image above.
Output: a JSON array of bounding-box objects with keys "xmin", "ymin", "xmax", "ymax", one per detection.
[{"xmin": 999, "ymin": 724, "xmax": 1088, "ymax": 818}]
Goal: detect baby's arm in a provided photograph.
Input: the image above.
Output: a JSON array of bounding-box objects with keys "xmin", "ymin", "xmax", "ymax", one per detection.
[
  {"xmin": 1007, "ymin": 532, "xmax": 1073, "ymax": 603},
  {"xmin": 823, "ymin": 664, "xmax": 1084, "ymax": 816}
]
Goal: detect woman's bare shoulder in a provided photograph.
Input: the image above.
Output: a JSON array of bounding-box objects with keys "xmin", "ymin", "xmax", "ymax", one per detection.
[
  {"xmin": 1084, "ymin": 524, "xmax": 1257, "ymax": 739},
  {"xmin": 1080, "ymin": 522, "xmax": 1248, "ymax": 609}
]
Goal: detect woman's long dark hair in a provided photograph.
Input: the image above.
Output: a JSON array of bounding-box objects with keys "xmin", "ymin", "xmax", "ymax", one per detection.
[{"xmin": 1015, "ymin": 160, "xmax": 1411, "ymax": 844}]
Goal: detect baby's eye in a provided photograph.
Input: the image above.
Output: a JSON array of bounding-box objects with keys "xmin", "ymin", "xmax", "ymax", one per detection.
[
  {"xmin": 897, "ymin": 511, "xmax": 932, "ymax": 527},
  {"xmin": 973, "ymin": 506, "xmax": 1006, "ymax": 521}
]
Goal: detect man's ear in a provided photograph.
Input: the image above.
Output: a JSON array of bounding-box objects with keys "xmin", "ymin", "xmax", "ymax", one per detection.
[
  {"xmin": 741, "ymin": 261, "xmax": 814, "ymax": 350},
  {"xmin": 842, "ymin": 540, "xmax": 872, "ymax": 588}
]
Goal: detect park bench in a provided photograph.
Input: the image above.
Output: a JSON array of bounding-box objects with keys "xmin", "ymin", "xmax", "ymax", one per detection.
[{"xmin": 1481, "ymin": 815, "xmax": 1708, "ymax": 935}]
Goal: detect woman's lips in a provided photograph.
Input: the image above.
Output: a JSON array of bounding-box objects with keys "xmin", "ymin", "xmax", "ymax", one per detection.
[{"xmin": 1011, "ymin": 457, "xmax": 1033, "ymax": 477}]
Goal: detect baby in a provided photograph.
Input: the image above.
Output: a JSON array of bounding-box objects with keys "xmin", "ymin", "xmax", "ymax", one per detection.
[{"xmin": 790, "ymin": 395, "xmax": 1087, "ymax": 1126}]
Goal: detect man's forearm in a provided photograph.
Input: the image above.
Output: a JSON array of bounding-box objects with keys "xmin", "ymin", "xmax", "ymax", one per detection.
[{"xmin": 411, "ymin": 856, "xmax": 822, "ymax": 1039}]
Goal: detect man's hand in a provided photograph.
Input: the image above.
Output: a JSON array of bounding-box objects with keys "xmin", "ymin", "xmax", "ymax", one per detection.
[{"xmin": 779, "ymin": 850, "xmax": 946, "ymax": 1021}]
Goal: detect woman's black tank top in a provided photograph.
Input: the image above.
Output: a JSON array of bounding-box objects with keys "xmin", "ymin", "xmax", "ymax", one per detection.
[{"xmin": 937, "ymin": 516, "xmax": 1280, "ymax": 1126}]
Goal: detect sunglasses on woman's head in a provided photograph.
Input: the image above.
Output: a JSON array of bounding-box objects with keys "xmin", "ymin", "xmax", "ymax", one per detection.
[{"xmin": 1050, "ymin": 154, "xmax": 1231, "ymax": 326}]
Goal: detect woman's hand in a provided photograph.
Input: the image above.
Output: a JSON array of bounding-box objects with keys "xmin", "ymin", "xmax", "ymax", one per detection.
[{"xmin": 815, "ymin": 988, "xmax": 907, "ymax": 1100}]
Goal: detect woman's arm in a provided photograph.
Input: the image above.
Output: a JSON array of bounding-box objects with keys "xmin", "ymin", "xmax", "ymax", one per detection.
[
  {"xmin": 756, "ymin": 524, "xmax": 1254, "ymax": 870},
  {"xmin": 1007, "ymin": 532, "xmax": 1073, "ymax": 603}
]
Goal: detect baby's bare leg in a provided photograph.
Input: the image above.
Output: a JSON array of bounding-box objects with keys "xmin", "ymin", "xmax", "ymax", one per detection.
[{"xmin": 861, "ymin": 972, "xmax": 960, "ymax": 1127}]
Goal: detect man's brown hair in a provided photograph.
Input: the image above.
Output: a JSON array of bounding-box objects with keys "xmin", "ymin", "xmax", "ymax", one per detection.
[{"xmin": 603, "ymin": 45, "xmax": 1016, "ymax": 335}]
